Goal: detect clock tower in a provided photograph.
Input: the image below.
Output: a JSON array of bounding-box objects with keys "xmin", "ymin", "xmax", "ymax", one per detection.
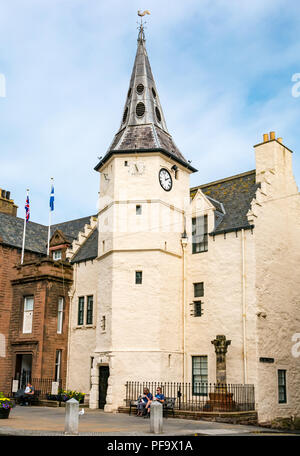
[{"xmin": 91, "ymin": 22, "xmax": 197, "ymax": 411}]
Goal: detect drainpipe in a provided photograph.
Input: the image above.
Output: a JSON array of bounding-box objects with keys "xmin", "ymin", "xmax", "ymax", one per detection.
[
  {"xmin": 181, "ymin": 230, "xmax": 188, "ymax": 384},
  {"xmin": 241, "ymin": 229, "xmax": 248, "ymax": 383}
]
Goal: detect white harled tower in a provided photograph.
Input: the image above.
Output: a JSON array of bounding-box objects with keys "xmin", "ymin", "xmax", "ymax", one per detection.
[{"xmin": 90, "ymin": 21, "xmax": 197, "ymax": 411}]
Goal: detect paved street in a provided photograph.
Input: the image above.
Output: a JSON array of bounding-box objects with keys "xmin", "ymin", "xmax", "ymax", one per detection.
[{"xmin": 0, "ymin": 406, "xmax": 297, "ymax": 436}]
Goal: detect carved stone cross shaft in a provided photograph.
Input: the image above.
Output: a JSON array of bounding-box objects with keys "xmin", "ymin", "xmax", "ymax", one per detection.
[{"xmin": 211, "ymin": 335, "xmax": 231, "ymax": 385}]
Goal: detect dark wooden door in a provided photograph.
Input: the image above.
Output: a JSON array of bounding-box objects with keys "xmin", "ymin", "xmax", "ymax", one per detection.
[{"xmin": 99, "ymin": 366, "xmax": 109, "ymax": 409}]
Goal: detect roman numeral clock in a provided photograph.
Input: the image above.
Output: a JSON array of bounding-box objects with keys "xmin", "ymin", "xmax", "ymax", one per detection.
[{"xmin": 159, "ymin": 168, "xmax": 173, "ymax": 191}]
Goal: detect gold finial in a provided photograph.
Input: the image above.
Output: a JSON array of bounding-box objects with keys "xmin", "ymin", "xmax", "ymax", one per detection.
[
  {"xmin": 137, "ymin": 10, "xmax": 150, "ymax": 17},
  {"xmin": 137, "ymin": 10, "xmax": 150, "ymax": 41}
]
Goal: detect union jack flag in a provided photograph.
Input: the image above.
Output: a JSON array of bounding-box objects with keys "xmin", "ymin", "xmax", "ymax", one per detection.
[{"xmin": 25, "ymin": 195, "xmax": 30, "ymax": 222}]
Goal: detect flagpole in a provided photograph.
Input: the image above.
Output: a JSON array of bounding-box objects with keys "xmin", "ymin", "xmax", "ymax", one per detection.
[
  {"xmin": 47, "ymin": 178, "xmax": 54, "ymax": 256},
  {"xmin": 21, "ymin": 189, "xmax": 29, "ymax": 264}
]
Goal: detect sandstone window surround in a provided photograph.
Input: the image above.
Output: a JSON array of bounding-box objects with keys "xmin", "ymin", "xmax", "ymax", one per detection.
[
  {"xmin": 57, "ymin": 297, "xmax": 64, "ymax": 334},
  {"xmin": 53, "ymin": 249, "xmax": 62, "ymax": 261},
  {"xmin": 22, "ymin": 296, "xmax": 34, "ymax": 334},
  {"xmin": 55, "ymin": 349, "xmax": 62, "ymax": 381},
  {"xmin": 192, "ymin": 215, "xmax": 208, "ymax": 254}
]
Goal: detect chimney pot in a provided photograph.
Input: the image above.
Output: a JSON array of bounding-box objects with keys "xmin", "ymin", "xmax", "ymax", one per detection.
[
  {"xmin": 263, "ymin": 134, "xmax": 269, "ymax": 142},
  {"xmin": 277, "ymin": 137, "xmax": 283, "ymax": 144},
  {"xmin": 270, "ymin": 131, "xmax": 276, "ymax": 140}
]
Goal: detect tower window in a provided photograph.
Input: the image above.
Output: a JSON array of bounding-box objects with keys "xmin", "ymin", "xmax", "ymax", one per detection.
[
  {"xmin": 101, "ymin": 315, "xmax": 106, "ymax": 331},
  {"xmin": 136, "ymin": 102, "xmax": 145, "ymax": 117},
  {"xmin": 152, "ymin": 87, "xmax": 156, "ymax": 98},
  {"xmin": 127, "ymin": 88, "xmax": 132, "ymax": 98},
  {"xmin": 136, "ymin": 83, "xmax": 144, "ymax": 94},
  {"xmin": 194, "ymin": 282, "xmax": 204, "ymax": 298},
  {"xmin": 122, "ymin": 107, "xmax": 128, "ymax": 123},
  {"xmin": 155, "ymin": 107, "xmax": 161, "ymax": 122},
  {"xmin": 136, "ymin": 205, "xmax": 142, "ymax": 215},
  {"xmin": 193, "ymin": 301, "xmax": 203, "ymax": 317},
  {"xmin": 135, "ymin": 271, "xmax": 143, "ymax": 284}
]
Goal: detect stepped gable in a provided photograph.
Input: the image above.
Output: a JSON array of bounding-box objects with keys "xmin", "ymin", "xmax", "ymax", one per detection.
[
  {"xmin": 191, "ymin": 170, "xmax": 260, "ymax": 234},
  {"xmin": 71, "ymin": 227, "xmax": 98, "ymax": 263}
]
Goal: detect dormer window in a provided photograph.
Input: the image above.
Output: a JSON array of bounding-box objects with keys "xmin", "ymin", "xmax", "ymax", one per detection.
[
  {"xmin": 53, "ymin": 250, "xmax": 62, "ymax": 261},
  {"xmin": 192, "ymin": 215, "xmax": 208, "ymax": 254}
]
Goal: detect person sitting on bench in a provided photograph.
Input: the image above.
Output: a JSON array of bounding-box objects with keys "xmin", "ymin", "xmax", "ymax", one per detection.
[
  {"xmin": 137, "ymin": 388, "xmax": 153, "ymax": 416},
  {"xmin": 145, "ymin": 386, "xmax": 165, "ymax": 417},
  {"xmin": 20, "ymin": 383, "xmax": 35, "ymax": 406}
]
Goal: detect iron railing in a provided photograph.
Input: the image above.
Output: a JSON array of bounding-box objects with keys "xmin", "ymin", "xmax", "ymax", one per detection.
[
  {"xmin": 125, "ymin": 381, "xmax": 255, "ymax": 412},
  {"xmin": 11, "ymin": 377, "xmax": 63, "ymax": 400}
]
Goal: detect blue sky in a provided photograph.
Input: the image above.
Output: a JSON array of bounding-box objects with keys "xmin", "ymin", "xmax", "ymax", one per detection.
[{"xmin": 1, "ymin": 0, "xmax": 300, "ymax": 225}]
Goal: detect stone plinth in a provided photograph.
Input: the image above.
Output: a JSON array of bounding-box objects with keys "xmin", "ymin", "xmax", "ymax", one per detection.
[
  {"xmin": 150, "ymin": 401, "xmax": 163, "ymax": 434},
  {"xmin": 205, "ymin": 391, "xmax": 236, "ymax": 412},
  {"xmin": 65, "ymin": 398, "xmax": 79, "ymax": 435}
]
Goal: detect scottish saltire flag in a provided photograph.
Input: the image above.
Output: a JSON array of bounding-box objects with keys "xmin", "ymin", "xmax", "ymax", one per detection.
[
  {"xmin": 25, "ymin": 195, "xmax": 30, "ymax": 222},
  {"xmin": 50, "ymin": 184, "xmax": 54, "ymax": 211}
]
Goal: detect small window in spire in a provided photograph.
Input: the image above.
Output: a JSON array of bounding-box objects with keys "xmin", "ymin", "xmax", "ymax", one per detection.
[
  {"xmin": 152, "ymin": 87, "xmax": 157, "ymax": 98},
  {"xmin": 127, "ymin": 88, "xmax": 132, "ymax": 98},
  {"xmin": 122, "ymin": 107, "xmax": 128, "ymax": 123},
  {"xmin": 155, "ymin": 107, "xmax": 161, "ymax": 122},
  {"xmin": 136, "ymin": 84, "xmax": 144, "ymax": 94},
  {"xmin": 136, "ymin": 102, "xmax": 145, "ymax": 117}
]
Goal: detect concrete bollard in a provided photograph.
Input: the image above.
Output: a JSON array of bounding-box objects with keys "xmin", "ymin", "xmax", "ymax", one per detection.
[
  {"xmin": 150, "ymin": 400, "xmax": 163, "ymax": 434},
  {"xmin": 65, "ymin": 398, "xmax": 79, "ymax": 435}
]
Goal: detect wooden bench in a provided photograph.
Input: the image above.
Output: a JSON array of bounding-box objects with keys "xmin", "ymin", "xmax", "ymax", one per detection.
[
  {"xmin": 129, "ymin": 396, "xmax": 176, "ymax": 418},
  {"xmin": 17, "ymin": 389, "xmax": 40, "ymax": 406}
]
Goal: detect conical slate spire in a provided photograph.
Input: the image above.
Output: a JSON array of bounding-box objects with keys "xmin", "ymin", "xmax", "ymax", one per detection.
[{"xmin": 95, "ymin": 24, "xmax": 196, "ymax": 172}]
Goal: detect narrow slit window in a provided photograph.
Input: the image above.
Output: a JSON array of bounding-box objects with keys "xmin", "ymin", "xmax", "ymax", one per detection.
[
  {"xmin": 57, "ymin": 297, "xmax": 64, "ymax": 334},
  {"xmin": 135, "ymin": 271, "xmax": 143, "ymax": 284}
]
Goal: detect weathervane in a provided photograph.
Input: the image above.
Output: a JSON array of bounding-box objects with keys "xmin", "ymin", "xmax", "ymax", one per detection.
[{"xmin": 137, "ymin": 10, "xmax": 150, "ymax": 38}]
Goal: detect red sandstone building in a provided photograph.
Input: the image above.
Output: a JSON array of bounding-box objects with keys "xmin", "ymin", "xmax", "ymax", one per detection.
[{"xmin": 0, "ymin": 189, "xmax": 92, "ymax": 395}]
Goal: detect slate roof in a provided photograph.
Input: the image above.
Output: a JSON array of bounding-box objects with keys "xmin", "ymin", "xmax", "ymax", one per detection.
[
  {"xmin": 191, "ymin": 170, "xmax": 259, "ymax": 234},
  {"xmin": 0, "ymin": 213, "xmax": 94, "ymax": 255}
]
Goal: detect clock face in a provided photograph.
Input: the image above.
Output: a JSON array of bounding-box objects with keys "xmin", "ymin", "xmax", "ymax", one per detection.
[{"xmin": 159, "ymin": 168, "xmax": 172, "ymax": 191}]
